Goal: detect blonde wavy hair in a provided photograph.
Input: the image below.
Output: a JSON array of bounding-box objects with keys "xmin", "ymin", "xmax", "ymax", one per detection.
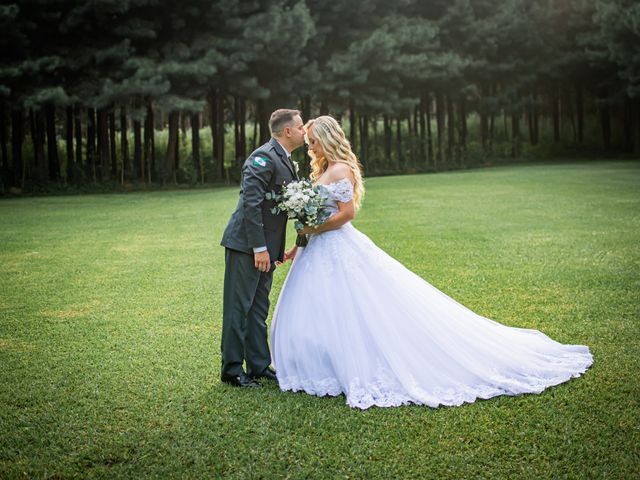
[{"xmin": 305, "ymin": 115, "xmax": 365, "ymax": 210}]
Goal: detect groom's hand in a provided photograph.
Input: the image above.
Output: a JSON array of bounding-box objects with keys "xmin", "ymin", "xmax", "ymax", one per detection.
[{"xmin": 254, "ymin": 251, "xmax": 271, "ymax": 272}]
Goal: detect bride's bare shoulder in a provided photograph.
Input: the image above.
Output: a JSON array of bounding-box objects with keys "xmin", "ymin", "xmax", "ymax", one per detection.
[{"xmin": 327, "ymin": 163, "xmax": 354, "ymax": 183}]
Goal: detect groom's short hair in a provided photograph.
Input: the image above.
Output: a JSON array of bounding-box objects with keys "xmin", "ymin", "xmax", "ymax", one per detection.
[{"xmin": 269, "ymin": 109, "xmax": 301, "ymax": 136}]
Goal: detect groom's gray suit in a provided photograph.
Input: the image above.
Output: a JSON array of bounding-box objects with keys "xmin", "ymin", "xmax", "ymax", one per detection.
[{"xmin": 220, "ymin": 138, "xmax": 299, "ymax": 377}]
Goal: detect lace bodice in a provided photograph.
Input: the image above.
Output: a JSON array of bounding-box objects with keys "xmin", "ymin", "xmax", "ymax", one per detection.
[{"xmin": 317, "ymin": 177, "xmax": 354, "ymax": 214}]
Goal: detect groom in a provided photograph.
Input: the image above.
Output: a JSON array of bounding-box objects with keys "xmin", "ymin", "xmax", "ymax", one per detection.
[{"xmin": 219, "ymin": 109, "xmax": 305, "ymax": 387}]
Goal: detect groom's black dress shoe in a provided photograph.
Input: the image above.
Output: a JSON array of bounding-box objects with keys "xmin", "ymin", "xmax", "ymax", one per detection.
[
  {"xmin": 220, "ymin": 372, "xmax": 261, "ymax": 388},
  {"xmin": 252, "ymin": 367, "xmax": 278, "ymax": 381}
]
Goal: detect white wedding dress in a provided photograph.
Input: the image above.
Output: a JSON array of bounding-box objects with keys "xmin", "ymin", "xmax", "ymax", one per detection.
[{"xmin": 270, "ymin": 178, "xmax": 593, "ymax": 409}]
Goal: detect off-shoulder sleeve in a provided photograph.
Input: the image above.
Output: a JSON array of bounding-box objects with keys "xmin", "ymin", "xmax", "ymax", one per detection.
[{"xmin": 332, "ymin": 177, "xmax": 354, "ymax": 203}]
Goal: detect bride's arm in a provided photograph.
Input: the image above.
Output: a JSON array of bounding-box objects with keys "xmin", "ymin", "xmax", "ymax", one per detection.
[{"xmin": 297, "ymin": 199, "xmax": 355, "ymax": 235}]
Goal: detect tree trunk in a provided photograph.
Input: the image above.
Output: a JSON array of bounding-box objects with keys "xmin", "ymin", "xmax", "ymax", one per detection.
[
  {"xmin": 480, "ymin": 84, "xmax": 489, "ymax": 153},
  {"xmin": 234, "ymin": 96, "xmax": 246, "ymax": 174},
  {"xmin": 599, "ymin": 87, "xmax": 611, "ymax": 150},
  {"xmin": 503, "ymin": 110, "xmax": 509, "ymax": 140},
  {"xmin": 108, "ymin": 108, "xmax": 117, "ymax": 179},
  {"xmin": 533, "ymin": 91, "xmax": 539, "ymax": 145},
  {"xmin": 257, "ymin": 98, "xmax": 269, "ymax": 146},
  {"xmin": 319, "ymin": 99, "xmax": 328, "ymax": 116},
  {"xmin": 527, "ymin": 93, "xmax": 536, "ymax": 145},
  {"xmin": 565, "ymin": 87, "xmax": 576, "ymax": 144},
  {"xmin": 552, "ymin": 87, "xmax": 560, "ymax": 143},
  {"xmin": 372, "ymin": 116, "xmax": 378, "ymax": 151},
  {"xmin": 239, "ymin": 100, "xmax": 246, "ymax": 169},
  {"xmin": 383, "ymin": 114, "xmax": 391, "ymax": 168},
  {"xmin": 407, "ymin": 111, "xmax": 415, "ymax": 169},
  {"xmin": 349, "ymin": 100, "xmax": 357, "ymax": 148},
  {"xmin": 175, "ymin": 113, "xmax": 181, "ymax": 173},
  {"xmin": 165, "ymin": 111, "xmax": 179, "ymax": 184},
  {"xmin": 86, "ymin": 108, "xmax": 96, "ymax": 181},
  {"xmin": 634, "ymin": 97, "xmax": 640, "ymax": 154},
  {"xmin": 489, "ymin": 83, "xmax": 496, "ymax": 152},
  {"xmin": 301, "ymin": 95, "xmax": 311, "ymax": 126},
  {"xmin": 45, "ymin": 104, "xmax": 59, "ymax": 181},
  {"xmin": 120, "ymin": 106, "xmax": 129, "ymax": 181},
  {"xmin": 435, "ymin": 92, "xmax": 444, "ymax": 167},
  {"xmin": 359, "ymin": 114, "xmax": 369, "ymax": 172},
  {"xmin": 395, "ymin": 117, "xmax": 402, "ymax": 170},
  {"xmin": 511, "ymin": 111, "xmax": 520, "ymax": 158},
  {"xmin": 0, "ymin": 104, "xmax": 7, "ymax": 183},
  {"xmin": 96, "ymin": 108, "xmax": 109, "ymax": 180},
  {"xmin": 419, "ymin": 94, "xmax": 426, "ymax": 166},
  {"xmin": 33, "ymin": 109, "xmax": 46, "ymax": 179},
  {"xmin": 65, "ymin": 106, "xmax": 74, "ymax": 182},
  {"xmin": 11, "ymin": 108, "xmax": 24, "ymax": 187},
  {"xmin": 155, "ymin": 110, "xmax": 163, "ymax": 130},
  {"xmin": 220, "ymin": 91, "xmax": 229, "ymax": 178},
  {"xmin": 180, "ymin": 112, "xmax": 187, "ymax": 142},
  {"xmin": 251, "ymin": 112, "xmax": 258, "ymax": 151},
  {"xmin": 576, "ymin": 83, "xmax": 584, "ymax": 144},
  {"xmin": 133, "ymin": 110, "xmax": 142, "ymax": 182},
  {"xmin": 207, "ymin": 89, "xmax": 218, "ymax": 180},
  {"xmin": 447, "ymin": 95, "xmax": 456, "ymax": 163},
  {"xmin": 364, "ymin": 115, "xmax": 370, "ymax": 171},
  {"xmin": 234, "ymin": 97, "xmax": 240, "ymax": 172},
  {"xmin": 191, "ymin": 112, "xmax": 202, "ymax": 183},
  {"xmin": 74, "ymin": 106, "xmax": 82, "ymax": 169},
  {"xmin": 144, "ymin": 102, "xmax": 155, "ymax": 182},
  {"xmin": 459, "ymin": 96, "xmax": 467, "ymax": 165},
  {"xmin": 623, "ymin": 96, "xmax": 633, "ymax": 152},
  {"xmin": 426, "ymin": 92, "xmax": 433, "ymax": 167},
  {"xmin": 446, "ymin": 94, "xmax": 454, "ymax": 164}
]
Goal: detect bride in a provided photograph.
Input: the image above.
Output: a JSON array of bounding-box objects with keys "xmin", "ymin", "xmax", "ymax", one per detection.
[{"xmin": 270, "ymin": 115, "xmax": 593, "ymax": 409}]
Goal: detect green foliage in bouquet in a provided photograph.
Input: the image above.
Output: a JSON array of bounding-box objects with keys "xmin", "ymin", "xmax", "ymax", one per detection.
[{"xmin": 266, "ymin": 179, "xmax": 332, "ymax": 247}]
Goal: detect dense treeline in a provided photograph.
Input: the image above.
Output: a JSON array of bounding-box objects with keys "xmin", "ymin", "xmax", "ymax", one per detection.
[{"xmin": 1, "ymin": 0, "xmax": 639, "ymax": 192}]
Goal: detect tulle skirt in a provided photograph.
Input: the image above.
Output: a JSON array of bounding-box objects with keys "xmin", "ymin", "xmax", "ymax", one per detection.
[{"xmin": 270, "ymin": 222, "xmax": 593, "ymax": 409}]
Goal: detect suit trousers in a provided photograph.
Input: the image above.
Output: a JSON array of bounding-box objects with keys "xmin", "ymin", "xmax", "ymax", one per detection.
[{"xmin": 221, "ymin": 248, "xmax": 273, "ymax": 377}]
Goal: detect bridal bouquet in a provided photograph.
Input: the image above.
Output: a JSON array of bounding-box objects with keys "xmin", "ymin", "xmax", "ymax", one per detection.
[{"xmin": 266, "ymin": 179, "xmax": 330, "ymax": 246}]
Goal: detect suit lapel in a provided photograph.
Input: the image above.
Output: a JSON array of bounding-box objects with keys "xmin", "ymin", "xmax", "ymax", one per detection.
[{"xmin": 269, "ymin": 138, "xmax": 297, "ymax": 179}]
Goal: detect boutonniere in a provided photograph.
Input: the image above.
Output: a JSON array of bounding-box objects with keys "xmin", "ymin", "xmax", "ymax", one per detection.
[{"xmin": 292, "ymin": 160, "xmax": 300, "ymax": 173}]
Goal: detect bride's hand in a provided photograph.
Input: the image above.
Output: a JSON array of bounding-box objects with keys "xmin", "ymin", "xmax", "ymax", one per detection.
[
  {"xmin": 283, "ymin": 246, "xmax": 298, "ymax": 262},
  {"xmin": 297, "ymin": 225, "xmax": 315, "ymax": 235}
]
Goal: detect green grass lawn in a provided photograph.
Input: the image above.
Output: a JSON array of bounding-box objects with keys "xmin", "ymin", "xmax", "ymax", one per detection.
[{"xmin": 1, "ymin": 160, "xmax": 638, "ymax": 478}]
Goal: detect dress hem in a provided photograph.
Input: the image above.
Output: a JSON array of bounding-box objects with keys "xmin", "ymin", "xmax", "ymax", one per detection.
[{"xmin": 277, "ymin": 353, "xmax": 593, "ymax": 410}]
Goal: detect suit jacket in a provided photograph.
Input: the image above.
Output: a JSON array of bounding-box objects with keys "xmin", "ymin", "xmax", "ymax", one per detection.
[{"xmin": 221, "ymin": 138, "xmax": 299, "ymax": 263}]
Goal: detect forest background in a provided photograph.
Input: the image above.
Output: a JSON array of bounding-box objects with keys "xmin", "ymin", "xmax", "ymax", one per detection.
[{"xmin": 1, "ymin": 0, "xmax": 639, "ymax": 194}]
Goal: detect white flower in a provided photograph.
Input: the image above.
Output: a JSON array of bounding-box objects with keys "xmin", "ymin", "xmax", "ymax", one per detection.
[{"xmin": 270, "ymin": 178, "xmax": 330, "ymax": 228}]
